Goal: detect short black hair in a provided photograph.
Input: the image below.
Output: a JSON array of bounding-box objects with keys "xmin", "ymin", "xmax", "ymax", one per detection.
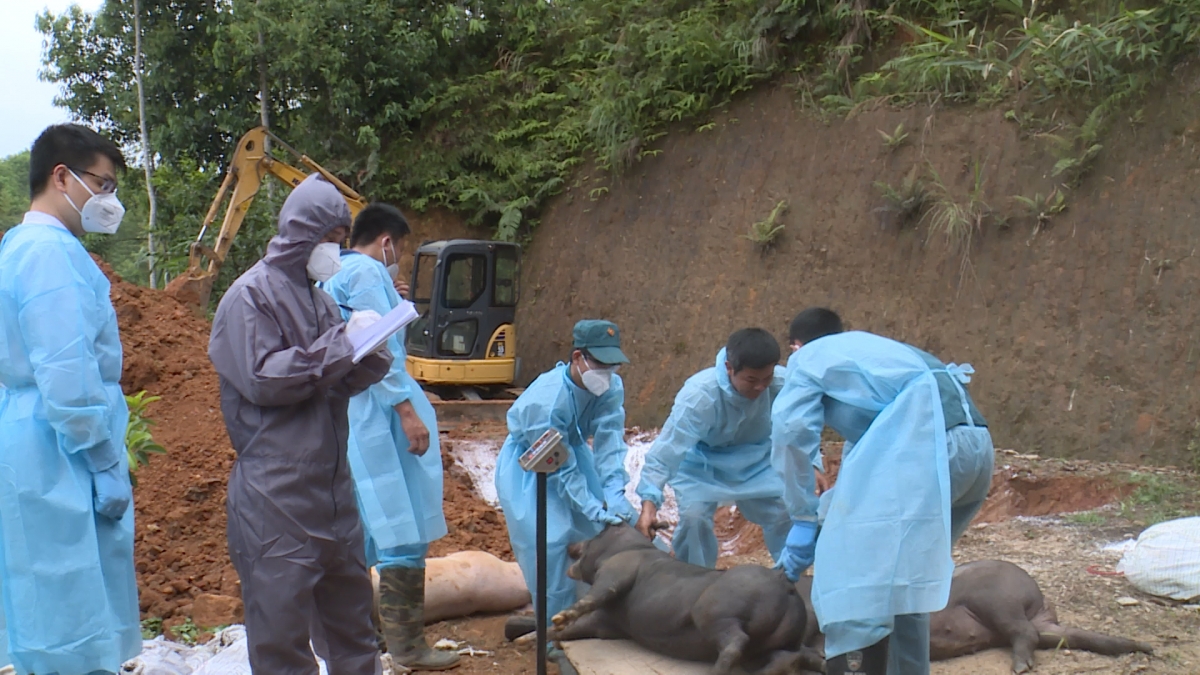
[
  {"xmin": 726, "ymin": 327, "xmax": 781, "ymax": 373},
  {"xmin": 789, "ymin": 307, "xmax": 844, "ymax": 344},
  {"xmin": 29, "ymin": 124, "xmax": 127, "ymax": 199},
  {"xmin": 350, "ymin": 202, "xmax": 411, "ymax": 247}
]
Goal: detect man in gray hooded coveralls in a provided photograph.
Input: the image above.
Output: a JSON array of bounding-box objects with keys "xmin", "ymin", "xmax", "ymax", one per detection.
[{"xmin": 208, "ymin": 174, "xmax": 394, "ymax": 674}]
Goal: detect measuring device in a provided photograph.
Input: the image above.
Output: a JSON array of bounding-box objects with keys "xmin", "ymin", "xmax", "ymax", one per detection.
[
  {"xmin": 522, "ymin": 428, "xmax": 567, "ymax": 675},
  {"xmin": 520, "ymin": 428, "xmax": 567, "ymax": 473}
]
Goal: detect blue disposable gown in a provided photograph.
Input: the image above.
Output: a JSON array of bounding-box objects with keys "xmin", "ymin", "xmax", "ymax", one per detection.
[
  {"xmin": 636, "ymin": 348, "xmax": 788, "ymax": 506},
  {"xmin": 0, "ymin": 212, "xmax": 140, "ymax": 674},
  {"xmin": 635, "ymin": 348, "xmax": 793, "ymax": 567},
  {"xmin": 494, "ymin": 364, "xmax": 634, "ymax": 620},
  {"xmin": 770, "ymin": 331, "xmax": 959, "ymax": 630},
  {"xmin": 320, "ymin": 252, "xmax": 447, "ymax": 562}
]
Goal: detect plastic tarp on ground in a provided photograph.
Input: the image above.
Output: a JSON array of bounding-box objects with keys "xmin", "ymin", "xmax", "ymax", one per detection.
[
  {"xmin": 120, "ymin": 625, "xmax": 400, "ymax": 675},
  {"xmin": 1117, "ymin": 516, "xmax": 1200, "ymax": 602}
]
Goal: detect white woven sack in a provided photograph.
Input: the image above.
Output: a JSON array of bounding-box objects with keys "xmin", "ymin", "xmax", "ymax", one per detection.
[{"xmin": 1117, "ymin": 516, "xmax": 1200, "ymax": 601}]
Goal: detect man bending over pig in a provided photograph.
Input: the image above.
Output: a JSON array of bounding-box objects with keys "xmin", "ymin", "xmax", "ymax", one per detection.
[
  {"xmin": 770, "ymin": 307, "xmax": 994, "ymax": 675},
  {"xmin": 634, "ymin": 328, "xmax": 795, "ymax": 568},
  {"xmin": 494, "ymin": 320, "xmax": 637, "ymax": 661}
]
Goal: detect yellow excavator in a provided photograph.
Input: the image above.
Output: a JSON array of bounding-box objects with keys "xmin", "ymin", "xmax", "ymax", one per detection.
[
  {"xmin": 165, "ymin": 127, "xmax": 521, "ymax": 425},
  {"xmin": 164, "ymin": 126, "xmax": 368, "ymax": 310}
]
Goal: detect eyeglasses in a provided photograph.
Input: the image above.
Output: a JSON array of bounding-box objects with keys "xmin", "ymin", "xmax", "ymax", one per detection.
[{"xmin": 69, "ymin": 167, "xmax": 117, "ymax": 194}]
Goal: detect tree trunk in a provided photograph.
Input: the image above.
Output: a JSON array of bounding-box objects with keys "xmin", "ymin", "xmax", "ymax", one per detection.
[
  {"xmin": 257, "ymin": 4, "xmax": 274, "ymax": 204},
  {"xmin": 132, "ymin": 0, "xmax": 158, "ymax": 288}
]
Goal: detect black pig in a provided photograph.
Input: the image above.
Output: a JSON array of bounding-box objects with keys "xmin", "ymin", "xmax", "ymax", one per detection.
[{"xmin": 549, "ymin": 524, "xmax": 824, "ymax": 675}]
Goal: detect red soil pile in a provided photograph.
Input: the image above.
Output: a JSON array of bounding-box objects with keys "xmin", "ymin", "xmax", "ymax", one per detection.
[
  {"xmin": 99, "ymin": 257, "xmax": 240, "ymax": 624},
  {"xmin": 429, "ymin": 446, "xmax": 514, "ymax": 561}
]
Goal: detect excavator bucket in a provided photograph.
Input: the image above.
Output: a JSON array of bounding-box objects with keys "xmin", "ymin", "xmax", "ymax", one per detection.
[{"xmin": 164, "ymin": 274, "xmax": 215, "ymax": 315}]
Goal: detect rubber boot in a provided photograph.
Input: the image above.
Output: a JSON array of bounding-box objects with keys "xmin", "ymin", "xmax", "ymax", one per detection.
[
  {"xmin": 827, "ymin": 638, "xmax": 889, "ymax": 675},
  {"xmin": 378, "ymin": 566, "xmax": 461, "ymax": 671},
  {"xmin": 504, "ymin": 613, "xmax": 537, "ymax": 641},
  {"xmin": 371, "ymin": 596, "xmax": 387, "ymax": 652}
]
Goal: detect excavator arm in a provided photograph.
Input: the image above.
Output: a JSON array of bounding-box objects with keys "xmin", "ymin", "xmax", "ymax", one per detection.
[{"xmin": 164, "ymin": 126, "xmax": 368, "ymax": 312}]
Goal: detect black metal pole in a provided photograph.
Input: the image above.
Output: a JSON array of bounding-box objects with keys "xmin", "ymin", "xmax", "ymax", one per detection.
[{"xmin": 536, "ymin": 471, "xmax": 548, "ymax": 675}]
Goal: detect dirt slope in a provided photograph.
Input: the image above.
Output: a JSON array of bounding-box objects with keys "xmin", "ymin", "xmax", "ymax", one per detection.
[{"xmin": 503, "ymin": 69, "xmax": 1200, "ymax": 467}]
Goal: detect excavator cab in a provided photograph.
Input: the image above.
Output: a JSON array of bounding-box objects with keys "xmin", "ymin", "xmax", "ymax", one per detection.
[{"xmin": 404, "ymin": 239, "xmax": 521, "ymax": 398}]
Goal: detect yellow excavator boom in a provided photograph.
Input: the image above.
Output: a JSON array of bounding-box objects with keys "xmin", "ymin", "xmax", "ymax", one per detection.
[{"xmin": 164, "ymin": 126, "xmax": 367, "ymax": 312}]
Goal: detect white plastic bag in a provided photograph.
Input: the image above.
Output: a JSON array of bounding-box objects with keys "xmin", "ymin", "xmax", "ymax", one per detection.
[
  {"xmin": 122, "ymin": 625, "xmax": 339, "ymax": 675},
  {"xmin": 1117, "ymin": 516, "xmax": 1200, "ymax": 601}
]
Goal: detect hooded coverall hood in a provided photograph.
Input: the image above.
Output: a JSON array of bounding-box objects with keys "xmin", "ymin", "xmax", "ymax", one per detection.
[{"xmin": 264, "ymin": 174, "xmax": 351, "ymax": 274}]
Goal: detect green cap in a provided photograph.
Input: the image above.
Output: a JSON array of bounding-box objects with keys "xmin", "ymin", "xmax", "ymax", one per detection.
[{"xmin": 572, "ymin": 319, "xmax": 629, "ymax": 365}]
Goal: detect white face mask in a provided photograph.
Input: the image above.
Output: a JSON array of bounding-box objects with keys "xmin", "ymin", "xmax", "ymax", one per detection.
[
  {"xmin": 306, "ymin": 242, "xmax": 343, "ymax": 282},
  {"xmin": 382, "ymin": 238, "xmax": 400, "ymax": 279},
  {"xmin": 65, "ymin": 170, "xmax": 125, "ymax": 235},
  {"xmin": 578, "ymin": 358, "xmax": 615, "ymax": 396}
]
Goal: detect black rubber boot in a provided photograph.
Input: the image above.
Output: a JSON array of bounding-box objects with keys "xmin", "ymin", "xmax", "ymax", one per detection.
[
  {"xmin": 826, "ymin": 638, "xmax": 889, "ymax": 675},
  {"xmin": 504, "ymin": 613, "xmax": 538, "ymax": 641}
]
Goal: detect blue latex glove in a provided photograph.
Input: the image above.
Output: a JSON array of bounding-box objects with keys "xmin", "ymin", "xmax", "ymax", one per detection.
[
  {"xmin": 82, "ymin": 439, "xmax": 131, "ymax": 519},
  {"xmin": 92, "ymin": 464, "xmax": 132, "ymax": 520},
  {"xmin": 606, "ymin": 493, "xmax": 638, "ymax": 524},
  {"xmin": 596, "ymin": 508, "xmax": 626, "ymax": 526},
  {"xmin": 778, "ymin": 520, "xmax": 819, "ymax": 582}
]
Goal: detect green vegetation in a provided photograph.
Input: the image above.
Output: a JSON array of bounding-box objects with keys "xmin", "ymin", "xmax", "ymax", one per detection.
[
  {"xmin": 1064, "ymin": 510, "xmax": 1106, "ymax": 526},
  {"xmin": 1013, "ymin": 188, "xmax": 1068, "ymax": 235},
  {"xmin": 1188, "ymin": 420, "xmax": 1200, "ymax": 473},
  {"xmin": 1119, "ymin": 471, "xmax": 1200, "ymax": 526},
  {"xmin": 873, "ymin": 164, "xmax": 930, "ymax": 228},
  {"xmin": 29, "ymin": 0, "xmax": 1200, "ymax": 304},
  {"xmin": 0, "ymin": 152, "xmax": 29, "ymax": 234},
  {"xmin": 744, "ymin": 199, "xmax": 789, "ymax": 251},
  {"xmin": 170, "ymin": 617, "xmax": 202, "ymax": 646},
  {"xmin": 125, "ymin": 390, "xmax": 167, "ymax": 486},
  {"xmin": 141, "ymin": 617, "xmax": 164, "ymax": 640},
  {"xmin": 924, "ymin": 161, "xmax": 991, "ymax": 246},
  {"xmin": 877, "ymin": 122, "xmax": 910, "ymax": 151}
]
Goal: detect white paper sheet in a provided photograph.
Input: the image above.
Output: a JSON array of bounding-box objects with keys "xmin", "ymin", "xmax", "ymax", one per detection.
[{"xmin": 347, "ymin": 300, "xmax": 419, "ymax": 363}]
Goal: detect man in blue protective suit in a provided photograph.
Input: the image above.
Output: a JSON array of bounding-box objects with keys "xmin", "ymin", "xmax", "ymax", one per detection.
[
  {"xmin": 633, "ymin": 328, "xmax": 794, "ymax": 569},
  {"xmin": 495, "ymin": 320, "xmax": 637, "ymax": 654},
  {"xmin": 771, "ymin": 308, "xmax": 994, "ymax": 675},
  {"xmin": 319, "ymin": 202, "xmax": 459, "ymax": 671},
  {"xmin": 0, "ymin": 124, "xmax": 140, "ymax": 675}
]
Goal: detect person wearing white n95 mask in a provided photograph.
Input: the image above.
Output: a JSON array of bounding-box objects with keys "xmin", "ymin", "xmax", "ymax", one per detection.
[
  {"xmin": 63, "ymin": 167, "xmax": 126, "ymax": 234},
  {"xmin": 0, "ymin": 123, "xmax": 139, "ymax": 675},
  {"xmin": 306, "ymin": 241, "xmax": 344, "ymax": 281},
  {"xmin": 207, "ymin": 174, "xmax": 395, "ymax": 675},
  {"xmin": 318, "ymin": 202, "xmax": 459, "ymax": 670},
  {"xmin": 494, "ymin": 319, "xmax": 636, "ymax": 666}
]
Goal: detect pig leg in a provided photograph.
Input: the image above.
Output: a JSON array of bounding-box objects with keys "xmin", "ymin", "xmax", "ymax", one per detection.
[
  {"xmin": 754, "ymin": 648, "xmax": 826, "ymax": 675},
  {"xmin": 549, "ymin": 609, "xmax": 625, "ymax": 642},
  {"xmin": 710, "ymin": 618, "xmax": 751, "ymax": 675},
  {"xmin": 989, "ymin": 615, "xmax": 1040, "ymax": 674},
  {"xmin": 551, "ymin": 566, "xmax": 635, "ymax": 628}
]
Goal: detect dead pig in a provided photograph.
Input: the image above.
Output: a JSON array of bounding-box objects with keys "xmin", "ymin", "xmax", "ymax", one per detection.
[
  {"xmin": 550, "ymin": 524, "xmax": 825, "ymax": 675},
  {"xmin": 794, "ymin": 559, "xmax": 1153, "ymax": 674}
]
